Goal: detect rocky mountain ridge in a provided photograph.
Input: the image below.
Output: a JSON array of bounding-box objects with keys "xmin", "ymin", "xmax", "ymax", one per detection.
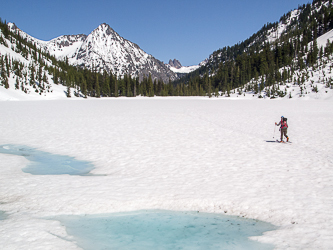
[{"xmin": 8, "ymin": 23, "xmax": 178, "ymax": 82}]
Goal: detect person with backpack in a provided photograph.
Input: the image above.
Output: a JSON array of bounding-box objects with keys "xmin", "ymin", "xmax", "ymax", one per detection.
[{"xmin": 275, "ymin": 116, "xmax": 289, "ymax": 142}]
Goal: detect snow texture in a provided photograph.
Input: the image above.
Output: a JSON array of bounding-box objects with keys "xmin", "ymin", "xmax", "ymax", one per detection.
[{"xmin": 0, "ymin": 97, "xmax": 332, "ymax": 249}]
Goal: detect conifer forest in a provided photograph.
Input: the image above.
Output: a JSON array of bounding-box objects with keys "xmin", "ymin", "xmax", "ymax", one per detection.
[{"xmin": 0, "ymin": 0, "xmax": 333, "ymax": 98}]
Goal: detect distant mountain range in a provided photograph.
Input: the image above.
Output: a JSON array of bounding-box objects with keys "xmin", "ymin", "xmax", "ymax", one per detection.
[
  {"xmin": 1, "ymin": 0, "xmax": 332, "ymax": 100},
  {"xmin": 8, "ymin": 23, "xmax": 201, "ymax": 82}
]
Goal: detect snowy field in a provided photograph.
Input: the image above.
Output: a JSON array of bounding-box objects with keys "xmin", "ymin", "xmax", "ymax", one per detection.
[{"xmin": 0, "ymin": 97, "xmax": 333, "ymax": 249}]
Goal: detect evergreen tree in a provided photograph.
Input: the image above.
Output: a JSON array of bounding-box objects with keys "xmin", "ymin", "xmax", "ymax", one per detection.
[
  {"xmin": 134, "ymin": 77, "xmax": 139, "ymax": 97},
  {"xmin": 95, "ymin": 73, "xmax": 100, "ymax": 98},
  {"xmin": 66, "ymin": 84, "xmax": 71, "ymax": 97},
  {"xmin": 15, "ymin": 77, "xmax": 19, "ymax": 89},
  {"xmin": 2, "ymin": 74, "xmax": 9, "ymax": 89},
  {"xmin": 30, "ymin": 64, "xmax": 35, "ymax": 86},
  {"xmin": 148, "ymin": 73, "xmax": 154, "ymax": 97},
  {"xmin": 114, "ymin": 77, "xmax": 118, "ymax": 97},
  {"xmin": 82, "ymin": 77, "xmax": 87, "ymax": 98}
]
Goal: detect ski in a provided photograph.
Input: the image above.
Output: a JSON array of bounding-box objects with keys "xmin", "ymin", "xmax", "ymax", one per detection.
[
  {"xmin": 265, "ymin": 140, "xmax": 292, "ymax": 144},
  {"xmin": 276, "ymin": 140, "xmax": 292, "ymax": 144}
]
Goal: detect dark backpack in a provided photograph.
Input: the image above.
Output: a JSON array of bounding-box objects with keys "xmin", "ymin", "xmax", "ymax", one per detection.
[{"xmin": 281, "ymin": 117, "xmax": 288, "ymax": 128}]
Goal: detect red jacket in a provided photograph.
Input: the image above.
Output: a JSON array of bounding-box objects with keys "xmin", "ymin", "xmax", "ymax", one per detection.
[{"xmin": 277, "ymin": 119, "xmax": 288, "ymax": 129}]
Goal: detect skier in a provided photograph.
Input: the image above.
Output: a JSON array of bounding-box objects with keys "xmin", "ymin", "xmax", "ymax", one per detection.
[{"xmin": 275, "ymin": 116, "xmax": 289, "ymax": 142}]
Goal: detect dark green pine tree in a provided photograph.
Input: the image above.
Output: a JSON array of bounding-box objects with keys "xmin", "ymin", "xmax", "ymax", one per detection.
[
  {"xmin": 148, "ymin": 73, "xmax": 154, "ymax": 97},
  {"xmin": 1, "ymin": 19, "xmax": 10, "ymax": 39},
  {"xmin": 53, "ymin": 67, "xmax": 58, "ymax": 85},
  {"xmin": 101, "ymin": 70, "xmax": 110, "ymax": 97},
  {"xmin": 157, "ymin": 78, "xmax": 163, "ymax": 96},
  {"xmin": 66, "ymin": 84, "xmax": 71, "ymax": 97},
  {"xmin": 140, "ymin": 76, "xmax": 147, "ymax": 96},
  {"xmin": 208, "ymin": 78, "xmax": 212, "ymax": 98},
  {"xmin": 153, "ymin": 78, "xmax": 157, "ymax": 95},
  {"xmin": 5, "ymin": 55, "xmax": 10, "ymax": 77},
  {"xmin": 30, "ymin": 65, "xmax": 35, "ymax": 86},
  {"xmin": 0, "ymin": 56, "xmax": 5, "ymax": 86},
  {"xmin": 312, "ymin": 29, "xmax": 319, "ymax": 65},
  {"xmin": 105, "ymin": 74, "xmax": 111, "ymax": 97},
  {"xmin": 95, "ymin": 73, "xmax": 100, "ymax": 98},
  {"xmin": 114, "ymin": 77, "xmax": 118, "ymax": 97},
  {"xmin": 15, "ymin": 77, "xmax": 19, "ymax": 89},
  {"xmin": 126, "ymin": 75, "xmax": 132, "ymax": 97},
  {"xmin": 81, "ymin": 77, "xmax": 87, "ymax": 98},
  {"xmin": 37, "ymin": 65, "xmax": 42, "ymax": 83},
  {"xmin": 134, "ymin": 77, "xmax": 139, "ymax": 97},
  {"xmin": 3, "ymin": 75, "xmax": 9, "ymax": 89},
  {"xmin": 226, "ymin": 83, "xmax": 231, "ymax": 97}
]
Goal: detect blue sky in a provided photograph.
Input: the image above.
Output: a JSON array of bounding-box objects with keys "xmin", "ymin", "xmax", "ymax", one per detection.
[{"xmin": 1, "ymin": 0, "xmax": 310, "ymax": 66}]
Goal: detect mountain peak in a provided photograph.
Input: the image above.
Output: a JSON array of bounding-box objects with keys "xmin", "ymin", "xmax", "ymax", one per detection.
[
  {"xmin": 7, "ymin": 22, "xmax": 18, "ymax": 31},
  {"xmin": 68, "ymin": 23, "xmax": 177, "ymax": 82},
  {"xmin": 168, "ymin": 59, "xmax": 182, "ymax": 69},
  {"xmin": 4, "ymin": 22, "xmax": 177, "ymax": 82},
  {"xmin": 93, "ymin": 23, "xmax": 117, "ymax": 36}
]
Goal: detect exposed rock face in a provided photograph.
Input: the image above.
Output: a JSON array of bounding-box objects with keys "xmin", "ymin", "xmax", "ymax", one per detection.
[{"xmin": 168, "ymin": 59, "xmax": 182, "ymax": 69}]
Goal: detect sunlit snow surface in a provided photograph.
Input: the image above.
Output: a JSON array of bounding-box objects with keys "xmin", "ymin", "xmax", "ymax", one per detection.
[
  {"xmin": 0, "ymin": 144, "xmax": 94, "ymax": 175},
  {"xmin": 0, "ymin": 98, "xmax": 332, "ymax": 249},
  {"xmin": 49, "ymin": 210, "xmax": 276, "ymax": 250}
]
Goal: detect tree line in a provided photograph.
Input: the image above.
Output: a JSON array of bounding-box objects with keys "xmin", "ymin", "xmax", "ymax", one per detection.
[
  {"xmin": 174, "ymin": 0, "xmax": 333, "ymax": 97},
  {"xmin": 1, "ymin": 0, "xmax": 333, "ymax": 98},
  {"xmin": 0, "ymin": 18, "xmax": 187, "ymax": 98}
]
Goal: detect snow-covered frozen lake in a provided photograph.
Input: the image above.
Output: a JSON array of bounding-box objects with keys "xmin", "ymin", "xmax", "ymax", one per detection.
[{"xmin": 0, "ymin": 97, "xmax": 332, "ymax": 249}]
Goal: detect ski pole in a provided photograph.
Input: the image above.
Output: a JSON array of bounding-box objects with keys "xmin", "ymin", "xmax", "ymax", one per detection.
[{"xmin": 273, "ymin": 124, "xmax": 276, "ymax": 139}]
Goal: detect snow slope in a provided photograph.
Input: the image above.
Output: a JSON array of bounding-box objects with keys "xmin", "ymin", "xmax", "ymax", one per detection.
[
  {"xmin": 169, "ymin": 64, "xmax": 200, "ymax": 74},
  {"xmin": 317, "ymin": 28, "xmax": 333, "ymax": 48},
  {"xmin": 7, "ymin": 22, "xmax": 177, "ymax": 82},
  {"xmin": 0, "ymin": 97, "xmax": 332, "ymax": 249}
]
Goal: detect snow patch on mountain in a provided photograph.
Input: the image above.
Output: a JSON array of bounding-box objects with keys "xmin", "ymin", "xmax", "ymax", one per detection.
[
  {"xmin": 166, "ymin": 59, "xmax": 200, "ymax": 74},
  {"xmin": 47, "ymin": 34, "xmax": 87, "ymax": 59},
  {"xmin": 316, "ymin": 28, "xmax": 333, "ymax": 48},
  {"xmin": 169, "ymin": 65, "xmax": 200, "ymax": 74},
  {"xmin": 266, "ymin": 9, "xmax": 300, "ymax": 44}
]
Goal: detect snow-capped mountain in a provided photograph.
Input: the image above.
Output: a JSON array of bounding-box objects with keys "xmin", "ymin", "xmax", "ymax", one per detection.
[
  {"xmin": 200, "ymin": 0, "xmax": 332, "ymax": 75},
  {"xmin": 166, "ymin": 59, "xmax": 200, "ymax": 74},
  {"xmin": 70, "ymin": 23, "xmax": 177, "ymax": 82},
  {"xmin": 7, "ymin": 23, "xmax": 86, "ymax": 60},
  {"xmin": 8, "ymin": 23, "xmax": 178, "ymax": 82}
]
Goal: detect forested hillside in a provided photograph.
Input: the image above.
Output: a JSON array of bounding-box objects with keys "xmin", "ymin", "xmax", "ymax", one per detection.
[{"xmin": 174, "ymin": 0, "xmax": 333, "ymax": 98}]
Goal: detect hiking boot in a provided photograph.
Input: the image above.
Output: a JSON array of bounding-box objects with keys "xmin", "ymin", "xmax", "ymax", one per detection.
[{"xmin": 286, "ymin": 137, "xmax": 289, "ymax": 142}]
